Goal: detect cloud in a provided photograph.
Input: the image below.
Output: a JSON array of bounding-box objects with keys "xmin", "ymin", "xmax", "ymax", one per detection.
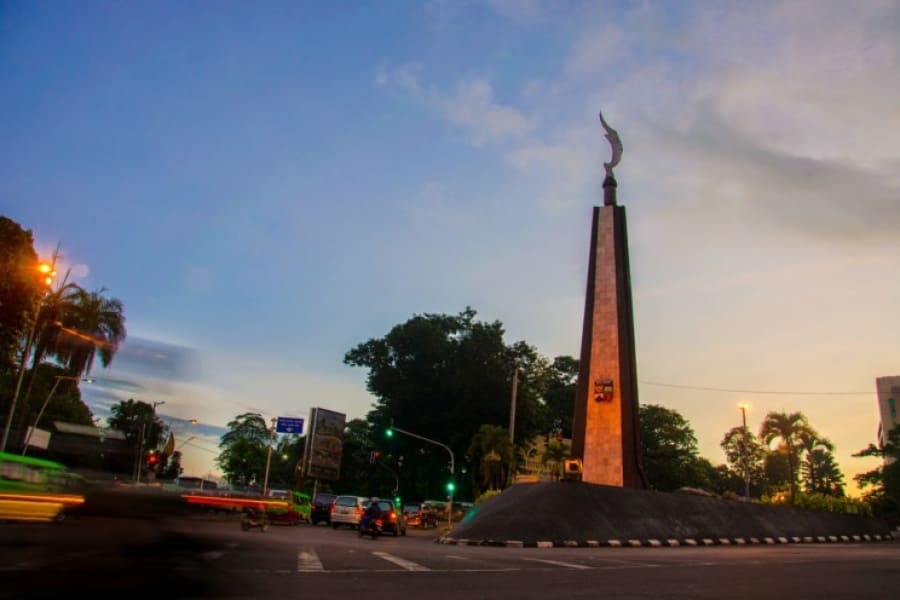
[
  {"xmin": 376, "ymin": 65, "xmax": 536, "ymax": 146},
  {"xmin": 484, "ymin": 0, "xmax": 556, "ymax": 23},
  {"xmin": 565, "ymin": 27, "xmax": 626, "ymax": 78}
]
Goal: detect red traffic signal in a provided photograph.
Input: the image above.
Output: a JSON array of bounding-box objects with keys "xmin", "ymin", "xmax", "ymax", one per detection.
[{"xmin": 147, "ymin": 452, "xmax": 159, "ymax": 465}]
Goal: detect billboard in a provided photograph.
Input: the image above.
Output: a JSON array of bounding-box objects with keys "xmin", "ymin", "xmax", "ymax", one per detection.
[{"xmin": 302, "ymin": 408, "xmax": 346, "ymax": 480}]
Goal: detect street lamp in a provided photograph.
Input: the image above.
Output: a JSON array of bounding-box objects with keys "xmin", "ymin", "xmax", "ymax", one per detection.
[
  {"xmin": 262, "ymin": 417, "xmax": 277, "ymax": 497},
  {"xmin": 21, "ymin": 375, "xmax": 93, "ymax": 455},
  {"xmin": 738, "ymin": 403, "xmax": 751, "ymax": 499},
  {"xmin": 1, "ymin": 261, "xmax": 56, "ymax": 453}
]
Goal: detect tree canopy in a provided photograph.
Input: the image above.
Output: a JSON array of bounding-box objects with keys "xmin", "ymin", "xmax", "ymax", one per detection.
[
  {"xmin": 344, "ymin": 307, "xmax": 551, "ymax": 501},
  {"xmin": 639, "ymin": 403, "xmax": 710, "ymax": 492}
]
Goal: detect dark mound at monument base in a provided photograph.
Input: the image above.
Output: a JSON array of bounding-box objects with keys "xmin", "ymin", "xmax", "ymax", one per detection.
[{"xmin": 441, "ymin": 482, "xmax": 892, "ymax": 547}]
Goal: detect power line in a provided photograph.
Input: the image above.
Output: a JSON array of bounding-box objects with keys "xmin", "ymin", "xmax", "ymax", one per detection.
[{"xmin": 640, "ymin": 381, "xmax": 872, "ymax": 396}]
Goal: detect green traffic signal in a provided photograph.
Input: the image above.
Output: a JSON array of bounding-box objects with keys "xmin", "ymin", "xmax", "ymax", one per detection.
[
  {"xmin": 385, "ymin": 428, "xmax": 393, "ymax": 438},
  {"xmin": 446, "ymin": 481, "xmax": 455, "ymax": 493}
]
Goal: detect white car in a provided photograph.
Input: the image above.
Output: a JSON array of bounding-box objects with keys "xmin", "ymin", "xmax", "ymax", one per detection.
[{"xmin": 330, "ymin": 495, "xmax": 367, "ymax": 528}]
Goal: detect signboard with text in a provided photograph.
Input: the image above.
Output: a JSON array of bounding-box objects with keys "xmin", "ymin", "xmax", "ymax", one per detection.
[
  {"xmin": 302, "ymin": 408, "xmax": 346, "ymax": 480},
  {"xmin": 276, "ymin": 417, "xmax": 304, "ymax": 435}
]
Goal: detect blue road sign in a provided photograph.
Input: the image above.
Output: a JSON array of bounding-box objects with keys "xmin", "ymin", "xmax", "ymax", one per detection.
[{"xmin": 276, "ymin": 417, "xmax": 304, "ymax": 434}]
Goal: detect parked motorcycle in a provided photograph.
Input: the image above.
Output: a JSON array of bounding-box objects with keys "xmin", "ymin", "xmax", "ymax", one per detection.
[
  {"xmin": 241, "ymin": 507, "xmax": 270, "ymax": 532},
  {"xmin": 358, "ymin": 517, "xmax": 383, "ymax": 539}
]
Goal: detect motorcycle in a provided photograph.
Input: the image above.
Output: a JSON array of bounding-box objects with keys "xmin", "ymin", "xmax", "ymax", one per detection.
[
  {"xmin": 358, "ymin": 517, "xmax": 383, "ymax": 539},
  {"xmin": 241, "ymin": 507, "xmax": 270, "ymax": 532}
]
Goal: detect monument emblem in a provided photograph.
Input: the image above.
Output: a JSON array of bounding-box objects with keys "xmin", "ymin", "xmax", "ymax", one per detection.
[
  {"xmin": 598, "ymin": 111, "xmax": 623, "ymax": 180},
  {"xmin": 570, "ymin": 111, "xmax": 646, "ymax": 488}
]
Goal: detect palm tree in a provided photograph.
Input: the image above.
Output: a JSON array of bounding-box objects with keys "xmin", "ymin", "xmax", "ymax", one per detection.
[
  {"xmin": 760, "ymin": 411, "xmax": 811, "ymax": 502},
  {"xmin": 53, "ymin": 287, "xmax": 127, "ymax": 377},
  {"xmin": 541, "ymin": 440, "xmax": 569, "ymax": 482},
  {"xmin": 797, "ymin": 431, "xmax": 835, "ymax": 494},
  {"xmin": 468, "ymin": 425, "xmax": 515, "ymax": 492},
  {"xmin": 19, "ymin": 282, "xmax": 83, "ymax": 407}
]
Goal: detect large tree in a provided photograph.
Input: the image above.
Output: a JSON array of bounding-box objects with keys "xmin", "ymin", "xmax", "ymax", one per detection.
[
  {"xmin": 108, "ymin": 398, "xmax": 169, "ymax": 475},
  {"xmin": 0, "ymin": 216, "xmax": 41, "ymax": 375},
  {"xmin": 344, "ymin": 307, "xmax": 547, "ymax": 501},
  {"xmin": 759, "ymin": 411, "xmax": 812, "ymax": 501},
  {"xmin": 720, "ymin": 425, "xmax": 768, "ymax": 497},
  {"xmin": 217, "ymin": 412, "xmax": 271, "ymax": 489},
  {"xmin": 540, "ymin": 356, "xmax": 579, "ymax": 438},
  {"xmin": 639, "ymin": 404, "xmax": 710, "ymax": 492}
]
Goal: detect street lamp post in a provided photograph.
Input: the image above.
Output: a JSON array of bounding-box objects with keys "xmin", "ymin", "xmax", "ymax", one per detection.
[
  {"xmin": 738, "ymin": 403, "xmax": 751, "ymax": 499},
  {"xmin": 21, "ymin": 375, "xmax": 92, "ymax": 455},
  {"xmin": 262, "ymin": 417, "xmax": 277, "ymax": 497},
  {"xmin": 1, "ymin": 261, "xmax": 56, "ymax": 453}
]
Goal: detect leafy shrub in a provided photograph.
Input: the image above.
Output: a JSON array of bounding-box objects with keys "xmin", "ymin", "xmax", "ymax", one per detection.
[
  {"xmin": 475, "ymin": 489, "xmax": 502, "ymax": 505},
  {"xmin": 761, "ymin": 491, "xmax": 873, "ymax": 517}
]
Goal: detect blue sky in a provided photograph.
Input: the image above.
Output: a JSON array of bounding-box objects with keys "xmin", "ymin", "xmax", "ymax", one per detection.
[{"xmin": 3, "ymin": 1, "xmax": 899, "ymax": 488}]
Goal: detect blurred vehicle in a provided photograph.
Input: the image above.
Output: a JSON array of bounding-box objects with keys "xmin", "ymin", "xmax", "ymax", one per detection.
[
  {"xmin": 451, "ymin": 501, "xmax": 475, "ymax": 522},
  {"xmin": 311, "ymin": 492, "xmax": 337, "ymax": 525},
  {"xmin": 330, "ymin": 494, "xmax": 367, "ymax": 528},
  {"xmin": 403, "ymin": 502, "xmax": 438, "ymax": 528},
  {"xmin": 241, "ymin": 507, "xmax": 269, "ymax": 532},
  {"xmin": 358, "ymin": 514, "xmax": 383, "ymax": 539},
  {"xmin": 362, "ymin": 498, "xmax": 406, "ymax": 536},
  {"xmin": 0, "ymin": 452, "xmax": 85, "ymax": 523},
  {"xmin": 265, "ymin": 491, "xmax": 311, "ymax": 525}
]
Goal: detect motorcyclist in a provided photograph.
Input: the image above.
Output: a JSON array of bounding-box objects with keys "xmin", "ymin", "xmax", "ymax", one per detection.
[{"xmin": 360, "ymin": 497, "xmax": 383, "ymax": 531}]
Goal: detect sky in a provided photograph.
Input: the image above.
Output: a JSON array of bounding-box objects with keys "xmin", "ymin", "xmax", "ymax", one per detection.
[{"xmin": 2, "ymin": 0, "xmax": 898, "ymax": 490}]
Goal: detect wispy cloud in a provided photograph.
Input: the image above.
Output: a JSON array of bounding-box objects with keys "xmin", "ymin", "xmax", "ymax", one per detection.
[{"xmin": 376, "ymin": 64, "xmax": 536, "ymax": 146}]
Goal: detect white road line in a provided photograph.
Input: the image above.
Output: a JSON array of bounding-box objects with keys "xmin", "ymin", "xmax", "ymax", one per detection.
[
  {"xmin": 372, "ymin": 551, "xmax": 432, "ymax": 571},
  {"xmin": 522, "ymin": 558, "xmax": 592, "ymax": 570},
  {"xmin": 297, "ymin": 549, "xmax": 325, "ymax": 572},
  {"xmin": 446, "ymin": 555, "xmax": 469, "ymax": 560}
]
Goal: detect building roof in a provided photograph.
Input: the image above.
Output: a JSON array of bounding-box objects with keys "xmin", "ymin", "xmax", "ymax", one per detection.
[{"xmin": 53, "ymin": 421, "xmax": 127, "ymax": 440}]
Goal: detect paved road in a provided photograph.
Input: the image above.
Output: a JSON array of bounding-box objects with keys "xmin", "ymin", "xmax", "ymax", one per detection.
[{"xmin": 3, "ymin": 516, "xmax": 899, "ymax": 599}]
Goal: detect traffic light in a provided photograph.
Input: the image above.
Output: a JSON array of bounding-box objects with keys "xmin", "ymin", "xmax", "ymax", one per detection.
[
  {"xmin": 369, "ymin": 450, "xmax": 381, "ymax": 464},
  {"xmin": 385, "ymin": 427, "xmax": 393, "ymax": 438},
  {"xmin": 394, "ymin": 496, "xmax": 401, "ymax": 506},
  {"xmin": 446, "ymin": 480, "xmax": 455, "ymax": 494},
  {"xmin": 146, "ymin": 451, "xmax": 159, "ymax": 467}
]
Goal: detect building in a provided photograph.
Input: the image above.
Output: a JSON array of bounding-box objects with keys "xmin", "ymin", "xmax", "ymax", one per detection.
[{"xmin": 876, "ymin": 375, "xmax": 900, "ymax": 450}]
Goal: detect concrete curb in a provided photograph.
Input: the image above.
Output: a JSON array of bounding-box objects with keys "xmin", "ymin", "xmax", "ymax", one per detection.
[{"xmin": 437, "ymin": 532, "xmax": 894, "ymax": 548}]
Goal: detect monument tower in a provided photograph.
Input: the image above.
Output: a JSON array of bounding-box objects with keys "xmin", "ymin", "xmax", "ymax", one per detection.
[{"xmin": 570, "ymin": 112, "xmax": 646, "ymax": 488}]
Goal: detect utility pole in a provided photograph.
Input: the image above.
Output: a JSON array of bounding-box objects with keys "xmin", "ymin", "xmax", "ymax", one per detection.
[
  {"xmin": 739, "ymin": 403, "xmax": 750, "ymax": 500},
  {"xmin": 509, "ymin": 367, "xmax": 518, "ymax": 444},
  {"xmin": 134, "ymin": 400, "xmax": 164, "ymax": 483},
  {"xmin": 262, "ymin": 417, "xmax": 277, "ymax": 497}
]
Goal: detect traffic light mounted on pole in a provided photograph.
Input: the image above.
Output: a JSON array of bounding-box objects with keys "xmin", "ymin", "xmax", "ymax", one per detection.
[{"xmin": 380, "ymin": 421, "xmax": 456, "ymax": 530}]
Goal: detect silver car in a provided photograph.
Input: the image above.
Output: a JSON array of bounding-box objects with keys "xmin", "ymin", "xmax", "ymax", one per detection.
[{"xmin": 330, "ymin": 495, "xmax": 367, "ymax": 529}]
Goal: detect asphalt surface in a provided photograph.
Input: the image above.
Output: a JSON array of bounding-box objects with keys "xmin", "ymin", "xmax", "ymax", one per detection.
[{"xmin": 3, "ymin": 515, "xmax": 899, "ymax": 599}]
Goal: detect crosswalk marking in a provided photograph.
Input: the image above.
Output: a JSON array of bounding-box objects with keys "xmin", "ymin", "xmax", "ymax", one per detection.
[
  {"xmin": 521, "ymin": 557, "xmax": 592, "ymax": 570},
  {"xmin": 297, "ymin": 549, "xmax": 325, "ymax": 572},
  {"xmin": 372, "ymin": 551, "xmax": 432, "ymax": 571}
]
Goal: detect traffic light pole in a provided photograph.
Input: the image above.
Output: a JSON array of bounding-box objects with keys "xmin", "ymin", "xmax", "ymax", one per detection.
[{"xmin": 387, "ymin": 424, "xmax": 455, "ymax": 530}]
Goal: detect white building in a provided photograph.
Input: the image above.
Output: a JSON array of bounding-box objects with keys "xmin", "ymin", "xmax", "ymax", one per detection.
[{"xmin": 876, "ymin": 375, "xmax": 900, "ymax": 449}]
